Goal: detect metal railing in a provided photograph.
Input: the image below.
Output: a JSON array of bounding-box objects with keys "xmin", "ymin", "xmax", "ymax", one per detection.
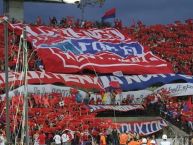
[{"xmin": 172, "ymin": 136, "xmax": 190, "ymax": 145}]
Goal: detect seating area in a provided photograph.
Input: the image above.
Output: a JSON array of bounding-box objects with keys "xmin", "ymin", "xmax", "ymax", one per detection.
[
  {"xmin": 128, "ymin": 20, "xmax": 193, "ymax": 75},
  {"xmin": 145, "ymin": 91, "xmax": 193, "ymax": 134},
  {"xmin": 0, "ymin": 91, "xmax": 166, "ymax": 144},
  {"xmin": 0, "ymin": 18, "xmax": 193, "ymax": 144}
]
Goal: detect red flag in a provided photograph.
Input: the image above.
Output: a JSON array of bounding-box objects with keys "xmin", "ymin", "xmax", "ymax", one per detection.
[{"xmin": 102, "ymin": 8, "xmax": 116, "ymax": 20}]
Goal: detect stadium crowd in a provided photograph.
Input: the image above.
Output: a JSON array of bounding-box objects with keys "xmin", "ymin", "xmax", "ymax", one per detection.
[
  {"xmin": 0, "ymin": 89, "xmax": 176, "ymax": 145},
  {"xmin": 0, "ymin": 17, "xmax": 193, "ymax": 144},
  {"xmin": 145, "ymin": 90, "xmax": 193, "ymax": 134},
  {"xmin": 128, "ymin": 19, "xmax": 193, "ymax": 75}
]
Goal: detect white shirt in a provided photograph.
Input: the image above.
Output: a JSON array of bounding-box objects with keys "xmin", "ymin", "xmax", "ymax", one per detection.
[
  {"xmin": 53, "ymin": 134, "xmax": 61, "ymax": 144},
  {"xmin": 90, "ymin": 93, "xmax": 97, "ymax": 102},
  {"xmin": 115, "ymin": 93, "xmax": 121, "ymax": 105},
  {"xmin": 33, "ymin": 133, "xmax": 39, "ymax": 145},
  {"xmin": 160, "ymin": 140, "xmax": 171, "ymax": 145},
  {"xmin": 0, "ymin": 135, "xmax": 5, "ymax": 145},
  {"xmin": 61, "ymin": 133, "xmax": 69, "ymax": 143}
]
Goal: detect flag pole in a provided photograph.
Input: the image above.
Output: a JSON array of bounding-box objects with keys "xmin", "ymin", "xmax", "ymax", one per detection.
[
  {"xmin": 80, "ymin": 0, "xmax": 85, "ymax": 21},
  {"xmin": 20, "ymin": 25, "xmax": 29, "ymax": 145},
  {"xmin": 3, "ymin": 0, "xmax": 11, "ymax": 144},
  {"xmin": 23, "ymin": 25, "xmax": 29, "ymax": 145},
  {"xmin": 4, "ymin": 18, "xmax": 11, "ymax": 145},
  {"xmin": 114, "ymin": 8, "xmax": 116, "ymax": 27}
]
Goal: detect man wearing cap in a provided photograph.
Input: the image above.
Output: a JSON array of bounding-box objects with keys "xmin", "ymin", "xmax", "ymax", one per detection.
[
  {"xmin": 141, "ymin": 138, "xmax": 147, "ymax": 145},
  {"xmin": 160, "ymin": 134, "xmax": 171, "ymax": 145}
]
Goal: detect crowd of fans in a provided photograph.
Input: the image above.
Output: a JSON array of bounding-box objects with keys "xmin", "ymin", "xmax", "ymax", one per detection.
[
  {"xmin": 128, "ymin": 19, "xmax": 193, "ymax": 75},
  {"xmin": 0, "ymin": 17, "xmax": 193, "ymax": 144},
  {"xmin": 33, "ymin": 16, "xmax": 123, "ymax": 29},
  {"xmin": 145, "ymin": 90, "xmax": 193, "ymax": 134},
  {"xmin": 0, "ymin": 89, "xmax": 170, "ymax": 145},
  {"xmin": 0, "ymin": 85, "xmax": 192, "ymax": 144},
  {"xmin": 88, "ymin": 90, "xmax": 143, "ymax": 106}
]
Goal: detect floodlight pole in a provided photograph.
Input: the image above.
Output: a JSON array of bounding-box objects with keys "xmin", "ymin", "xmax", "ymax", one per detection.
[
  {"xmin": 4, "ymin": 16, "xmax": 11, "ymax": 145},
  {"xmin": 3, "ymin": 0, "xmax": 11, "ymax": 144},
  {"xmin": 80, "ymin": 0, "xmax": 85, "ymax": 20},
  {"xmin": 23, "ymin": 26, "xmax": 29, "ymax": 145},
  {"xmin": 20, "ymin": 26, "xmax": 29, "ymax": 145}
]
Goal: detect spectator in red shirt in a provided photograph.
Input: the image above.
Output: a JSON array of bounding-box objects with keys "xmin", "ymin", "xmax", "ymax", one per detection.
[{"xmin": 38, "ymin": 131, "xmax": 46, "ymax": 145}]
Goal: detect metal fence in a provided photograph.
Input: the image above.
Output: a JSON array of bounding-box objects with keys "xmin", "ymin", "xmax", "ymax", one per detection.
[
  {"xmin": 156, "ymin": 136, "xmax": 190, "ymax": 145},
  {"xmin": 172, "ymin": 136, "xmax": 190, "ymax": 145}
]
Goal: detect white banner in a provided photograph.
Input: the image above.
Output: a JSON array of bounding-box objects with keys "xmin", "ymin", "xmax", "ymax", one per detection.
[
  {"xmin": 2, "ymin": 85, "xmax": 153, "ymax": 105},
  {"xmin": 0, "ymin": 84, "xmax": 87, "ymax": 99},
  {"xmin": 87, "ymin": 105, "xmax": 144, "ymax": 112},
  {"xmin": 154, "ymin": 83, "xmax": 193, "ymax": 97}
]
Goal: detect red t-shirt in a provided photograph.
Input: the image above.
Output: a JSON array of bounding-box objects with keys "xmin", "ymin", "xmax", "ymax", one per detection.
[{"xmin": 38, "ymin": 133, "xmax": 46, "ymax": 145}]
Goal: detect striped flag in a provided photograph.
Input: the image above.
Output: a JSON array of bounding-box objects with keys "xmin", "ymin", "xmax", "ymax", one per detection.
[{"xmin": 102, "ymin": 8, "xmax": 116, "ymax": 20}]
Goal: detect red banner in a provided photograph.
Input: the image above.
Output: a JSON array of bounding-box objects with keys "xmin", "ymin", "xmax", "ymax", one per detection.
[
  {"xmin": 11, "ymin": 25, "xmax": 131, "ymax": 43},
  {"xmin": 37, "ymin": 49, "xmax": 172, "ymax": 74},
  {"xmin": 7, "ymin": 24, "xmax": 173, "ymax": 74},
  {"xmin": 0, "ymin": 71, "xmax": 102, "ymax": 90}
]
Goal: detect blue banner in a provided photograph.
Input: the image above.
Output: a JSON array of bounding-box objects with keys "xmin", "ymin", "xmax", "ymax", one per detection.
[
  {"xmin": 99, "ymin": 74, "xmax": 193, "ymax": 91},
  {"xmin": 40, "ymin": 39, "xmax": 144, "ymax": 57},
  {"xmin": 120, "ymin": 119, "xmax": 168, "ymax": 136}
]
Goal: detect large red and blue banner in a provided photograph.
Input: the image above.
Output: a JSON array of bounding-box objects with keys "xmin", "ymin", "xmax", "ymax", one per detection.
[
  {"xmin": 37, "ymin": 49, "xmax": 172, "ymax": 74},
  {"xmin": 13, "ymin": 25, "xmax": 172, "ymax": 74}
]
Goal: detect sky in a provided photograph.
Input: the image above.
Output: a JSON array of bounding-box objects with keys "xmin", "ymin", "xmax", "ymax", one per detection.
[{"xmin": 0, "ymin": 0, "xmax": 193, "ymax": 25}]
